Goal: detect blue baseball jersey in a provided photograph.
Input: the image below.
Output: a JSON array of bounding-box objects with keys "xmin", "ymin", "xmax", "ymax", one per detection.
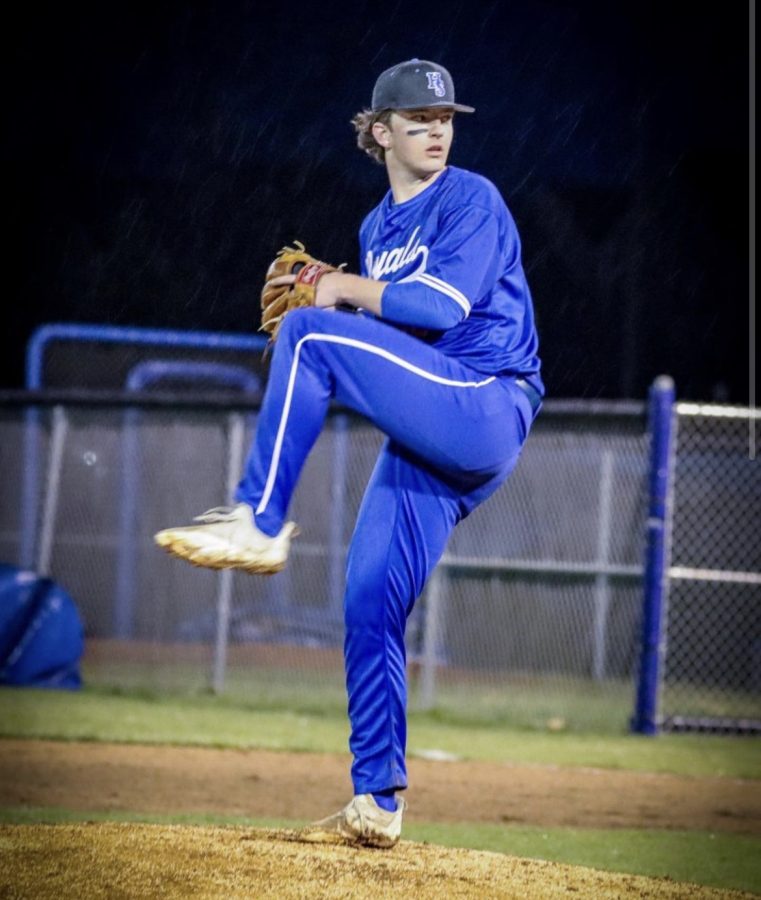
[{"xmin": 359, "ymin": 165, "xmax": 543, "ymax": 390}]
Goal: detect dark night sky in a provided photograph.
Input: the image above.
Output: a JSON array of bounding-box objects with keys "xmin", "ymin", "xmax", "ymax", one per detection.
[{"xmin": 3, "ymin": 1, "xmax": 750, "ymax": 401}]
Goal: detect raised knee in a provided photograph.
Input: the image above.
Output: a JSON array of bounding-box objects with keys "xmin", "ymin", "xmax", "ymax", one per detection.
[{"xmin": 277, "ymin": 306, "xmax": 325, "ymax": 343}]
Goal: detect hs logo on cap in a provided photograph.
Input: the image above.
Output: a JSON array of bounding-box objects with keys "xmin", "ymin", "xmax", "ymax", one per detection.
[{"xmin": 425, "ymin": 72, "xmax": 446, "ymax": 97}]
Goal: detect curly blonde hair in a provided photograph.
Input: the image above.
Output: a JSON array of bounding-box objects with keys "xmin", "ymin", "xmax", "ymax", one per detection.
[{"xmin": 351, "ymin": 108, "xmax": 394, "ymax": 165}]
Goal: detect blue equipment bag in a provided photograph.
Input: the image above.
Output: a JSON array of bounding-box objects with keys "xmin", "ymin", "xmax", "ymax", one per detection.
[{"xmin": 0, "ymin": 563, "xmax": 84, "ymax": 689}]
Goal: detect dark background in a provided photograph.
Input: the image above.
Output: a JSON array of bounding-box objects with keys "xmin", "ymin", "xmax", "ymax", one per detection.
[{"xmin": 3, "ymin": 1, "xmax": 750, "ymax": 401}]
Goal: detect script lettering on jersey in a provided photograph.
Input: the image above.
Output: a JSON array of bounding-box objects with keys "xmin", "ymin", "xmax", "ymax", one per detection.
[{"xmin": 365, "ymin": 226, "xmax": 429, "ymax": 281}]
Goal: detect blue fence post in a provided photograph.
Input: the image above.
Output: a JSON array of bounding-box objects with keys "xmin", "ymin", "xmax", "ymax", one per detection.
[
  {"xmin": 632, "ymin": 375, "xmax": 676, "ymax": 735},
  {"xmin": 19, "ymin": 327, "xmax": 51, "ymax": 569}
]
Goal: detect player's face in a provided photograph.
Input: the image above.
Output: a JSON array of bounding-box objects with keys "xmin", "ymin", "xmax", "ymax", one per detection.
[{"xmin": 383, "ymin": 108, "xmax": 454, "ymax": 177}]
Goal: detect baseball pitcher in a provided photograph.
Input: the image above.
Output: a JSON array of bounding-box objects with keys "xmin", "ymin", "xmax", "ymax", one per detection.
[{"xmin": 155, "ymin": 58, "xmax": 544, "ymax": 848}]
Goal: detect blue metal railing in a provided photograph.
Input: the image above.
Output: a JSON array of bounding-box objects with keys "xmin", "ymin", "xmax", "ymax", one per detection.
[
  {"xmin": 24, "ymin": 323, "xmax": 268, "ymax": 391},
  {"xmin": 21, "ymin": 323, "xmax": 268, "ymax": 569}
]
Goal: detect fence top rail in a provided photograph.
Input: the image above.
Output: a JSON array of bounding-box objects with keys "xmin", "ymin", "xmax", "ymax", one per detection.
[
  {"xmin": 10, "ymin": 391, "xmax": 755, "ymax": 422},
  {"xmin": 676, "ymin": 401, "xmax": 760, "ymax": 420},
  {"xmin": 0, "ymin": 388, "xmax": 647, "ymax": 419},
  {"xmin": 538, "ymin": 398, "xmax": 645, "ymax": 417}
]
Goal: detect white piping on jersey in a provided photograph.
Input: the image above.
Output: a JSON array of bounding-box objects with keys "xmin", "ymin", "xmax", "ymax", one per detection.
[
  {"xmin": 255, "ymin": 332, "xmax": 496, "ymax": 515},
  {"xmin": 405, "ymin": 272, "xmax": 471, "ymax": 317}
]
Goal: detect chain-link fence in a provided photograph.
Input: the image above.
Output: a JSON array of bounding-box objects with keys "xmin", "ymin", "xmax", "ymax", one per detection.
[
  {"xmin": 3, "ymin": 325, "xmax": 757, "ymax": 734},
  {"xmin": 0, "ymin": 396, "xmax": 650, "ymax": 732},
  {"xmin": 660, "ymin": 404, "xmax": 761, "ymax": 731}
]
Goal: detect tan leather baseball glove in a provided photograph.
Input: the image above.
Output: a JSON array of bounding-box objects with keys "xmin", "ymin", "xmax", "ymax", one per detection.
[{"xmin": 260, "ymin": 241, "xmax": 343, "ymax": 341}]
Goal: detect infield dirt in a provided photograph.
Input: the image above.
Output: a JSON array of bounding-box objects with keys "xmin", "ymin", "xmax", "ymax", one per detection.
[
  {"xmin": 2, "ymin": 739, "xmax": 760, "ymax": 834},
  {"xmin": 2, "ymin": 739, "xmax": 759, "ymax": 898}
]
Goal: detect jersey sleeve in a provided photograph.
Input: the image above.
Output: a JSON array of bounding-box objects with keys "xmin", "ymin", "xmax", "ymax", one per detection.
[{"xmin": 380, "ymin": 204, "xmax": 506, "ymax": 330}]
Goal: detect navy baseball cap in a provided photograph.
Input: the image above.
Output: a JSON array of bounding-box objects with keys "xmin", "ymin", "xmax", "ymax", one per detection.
[{"xmin": 371, "ymin": 59, "xmax": 475, "ymax": 114}]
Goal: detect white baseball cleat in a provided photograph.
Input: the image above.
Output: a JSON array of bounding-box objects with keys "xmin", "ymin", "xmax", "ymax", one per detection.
[
  {"xmin": 154, "ymin": 503, "xmax": 297, "ymax": 575},
  {"xmin": 300, "ymin": 794, "xmax": 406, "ymax": 849}
]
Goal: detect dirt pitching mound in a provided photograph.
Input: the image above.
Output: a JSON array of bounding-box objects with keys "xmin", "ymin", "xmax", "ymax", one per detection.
[{"xmin": 1, "ymin": 823, "xmax": 751, "ymax": 899}]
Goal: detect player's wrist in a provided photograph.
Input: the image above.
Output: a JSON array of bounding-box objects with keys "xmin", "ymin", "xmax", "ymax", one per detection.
[
  {"xmin": 325, "ymin": 272, "xmax": 386, "ymax": 316},
  {"xmin": 315, "ymin": 271, "xmax": 344, "ymax": 308}
]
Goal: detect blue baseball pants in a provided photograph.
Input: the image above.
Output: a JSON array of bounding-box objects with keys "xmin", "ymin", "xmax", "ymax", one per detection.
[{"xmin": 236, "ymin": 307, "xmax": 536, "ymax": 794}]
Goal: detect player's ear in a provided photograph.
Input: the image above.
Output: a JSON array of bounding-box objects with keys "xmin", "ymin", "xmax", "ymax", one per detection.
[{"xmin": 372, "ymin": 120, "xmax": 391, "ymax": 149}]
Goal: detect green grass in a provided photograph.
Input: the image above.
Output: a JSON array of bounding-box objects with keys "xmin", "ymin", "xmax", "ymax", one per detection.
[
  {"xmin": 407, "ymin": 822, "xmax": 761, "ymax": 895},
  {"xmin": 2, "ymin": 806, "xmax": 759, "ymax": 895},
  {"xmin": 1, "ymin": 686, "xmax": 759, "ymax": 779},
  {"xmin": 82, "ymin": 661, "xmax": 643, "ymax": 734},
  {"xmin": 80, "ymin": 649, "xmax": 761, "ymax": 735}
]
